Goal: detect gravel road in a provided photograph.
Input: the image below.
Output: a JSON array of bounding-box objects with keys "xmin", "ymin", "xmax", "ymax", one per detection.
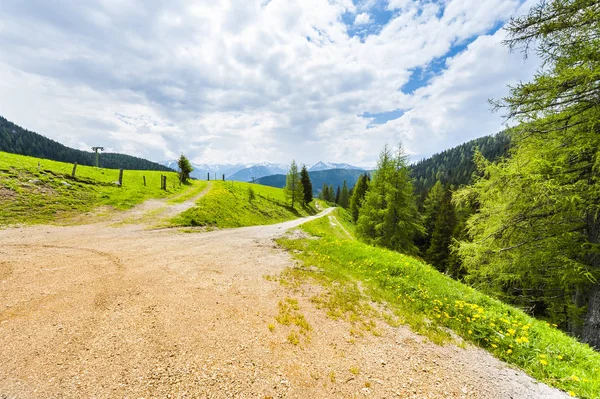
[{"xmin": 0, "ymin": 200, "xmax": 571, "ymax": 398}]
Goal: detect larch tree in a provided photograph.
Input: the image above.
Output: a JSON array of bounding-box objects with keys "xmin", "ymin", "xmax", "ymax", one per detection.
[
  {"xmin": 357, "ymin": 144, "xmax": 423, "ymax": 255},
  {"xmin": 284, "ymin": 160, "xmax": 304, "ymax": 208},
  {"xmin": 456, "ymin": 0, "xmax": 600, "ymax": 348}
]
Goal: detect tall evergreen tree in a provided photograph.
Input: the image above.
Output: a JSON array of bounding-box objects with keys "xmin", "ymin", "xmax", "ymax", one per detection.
[
  {"xmin": 178, "ymin": 155, "xmax": 194, "ymax": 183},
  {"xmin": 319, "ymin": 182, "xmax": 329, "ymax": 201},
  {"xmin": 328, "ymin": 184, "xmax": 335, "ymax": 202},
  {"xmin": 339, "ymin": 180, "xmax": 350, "ymax": 209},
  {"xmin": 425, "ymin": 188, "xmax": 457, "ymax": 273},
  {"xmin": 457, "ymin": 0, "xmax": 600, "ymax": 348},
  {"xmin": 335, "ymin": 186, "xmax": 341, "ymax": 204},
  {"xmin": 420, "ymin": 181, "xmax": 445, "ymax": 253},
  {"xmin": 300, "ymin": 165, "xmax": 313, "ymax": 205},
  {"xmin": 284, "ymin": 160, "xmax": 304, "ymax": 208},
  {"xmin": 349, "ymin": 174, "xmax": 369, "ymax": 222},
  {"xmin": 356, "ymin": 144, "xmax": 423, "ymax": 254}
]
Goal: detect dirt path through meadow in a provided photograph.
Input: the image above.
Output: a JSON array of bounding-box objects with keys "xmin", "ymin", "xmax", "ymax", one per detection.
[{"xmin": 0, "ymin": 200, "xmax": 570, "ymax": 398}]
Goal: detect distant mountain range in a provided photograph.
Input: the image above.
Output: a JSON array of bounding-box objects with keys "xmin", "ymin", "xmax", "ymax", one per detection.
[
  {"xmin": 256, "ymin": 169, "xmax": 367, "ymax": 195},
  {"xmin": 162, "ymin": 160, "xmax": 365, "ymax": 182}
]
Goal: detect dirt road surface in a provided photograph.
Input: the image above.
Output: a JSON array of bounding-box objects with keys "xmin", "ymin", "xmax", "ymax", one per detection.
[{"xmin": 0, "ymin": 198, "xmax": 571, "ymax": 398}]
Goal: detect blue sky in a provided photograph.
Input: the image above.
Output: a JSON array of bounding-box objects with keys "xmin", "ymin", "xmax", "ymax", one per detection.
[{"xmin": 0, "ymin": 0, "xmax": 539, "ymax": 166}]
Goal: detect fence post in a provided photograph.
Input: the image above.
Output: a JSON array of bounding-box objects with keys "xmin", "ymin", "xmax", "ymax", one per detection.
[
  {"xmin": 143, "ymin": 175, "xmax": 146, "ymax": 186},
  {"xmin": 71, "ymin": 162, "xmax": 77, "ymax": 177},
  {"xmin": 222, "ymin": 174, "xmax": 225, "ymax": 181},
  {"xmin": 118, "ymin": 169, "xmax": 124, "ymax": 187},
  {"xmin": 207, "ymin": 172, "xmax": 210, "ymax": 181}
]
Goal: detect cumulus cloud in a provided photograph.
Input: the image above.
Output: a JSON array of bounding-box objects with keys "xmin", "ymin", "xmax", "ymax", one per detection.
[
  {"xmin": 0, "ymin": 0, "xmax": 539, "ymax": 166},
  {"xmin": 354, "ymin": 12, "xmax": 372, "ymax": 25}
]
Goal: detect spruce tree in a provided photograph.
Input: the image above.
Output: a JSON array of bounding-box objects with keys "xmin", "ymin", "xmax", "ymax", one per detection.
[
  {"xmin": 339, "ymin": 180, "xmax": 350, "ymax": 209},
  {"xmin": 425, "ymin": 188, "xmax": 456, "ymax": 273},
  {"xmin": 284, "ymin": 160, "xmax": 304, "ymax": 208},
  {"xmin": 319, "ymin": 183, "xmax": 329, "ymax": 201},
  {"xmin": 421, "ymin": 181, "xmax": 445, "ymax": 252},
  {"xmin": 300, "ymin": 165, "xmax": 313, "ymax": 205},
  {"xmin": 328, "ymin": 184, "xmax": 335, "ymax": 202},
  {"xmin": 335, "ymin": 186, "xmax": 341, "ymax": 204},
  {"xmin": 349, "ymin": 174, "xmax": 369, "ymax": 222}
]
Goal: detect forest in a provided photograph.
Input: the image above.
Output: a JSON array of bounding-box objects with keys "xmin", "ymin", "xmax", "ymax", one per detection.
[
  {"xmin": 0, "ymin": 116, "xmax": 173, "ymax": 172},
  {"xmin": 331, "ymin": 0, "xmax": 600, "ymax": 351}
]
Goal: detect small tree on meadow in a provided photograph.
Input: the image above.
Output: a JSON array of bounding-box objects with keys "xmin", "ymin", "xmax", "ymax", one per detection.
[
  {"xmin": 300, "ymin": 165, "xmax": 313, "ymax": 205},
  {"xmin": 178, "ymin": 154, "xmax": 193, "ymax": 183},
  {"xmin": 339, "ymin": 180, "xmax": 350, "ymax": 209},
  {"xmin": 284, "ymin": 160, "xmax": 304, "ymax": 208}
]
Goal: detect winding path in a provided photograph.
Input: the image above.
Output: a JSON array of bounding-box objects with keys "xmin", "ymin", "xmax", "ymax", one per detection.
[{"xmin": 0, "ymin": 199, "xmax": 569, "ymax": 398}]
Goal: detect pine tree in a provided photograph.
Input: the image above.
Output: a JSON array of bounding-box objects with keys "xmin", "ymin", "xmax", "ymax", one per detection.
[
  {"xmin": 335, "ymin": 186, "xmax": 341, "ymax": 204},
  {"xmin": 357, "ymin": 144, "xmax": 423, "ymax": 254},
  {"xmin": 339, "ymin": 180, "xmax": 350, "ymax": 209},
  {"xmin": 425, "ymin": 188, "xmax": 456, "ymax": 273},
  {"xmin": 284, "ymin": 160, "xmax": 304, "ymax": 208},
  {"xmin": 178, "ymin": 154, "xmax": 194, "ymax": 183},
  {"xmin": 300, "ymin": 165, "xmax": 313, "ymax": 205},
  {"xmin": 349, "ymin": 174, "xmax": 369, "ymax": 222}
]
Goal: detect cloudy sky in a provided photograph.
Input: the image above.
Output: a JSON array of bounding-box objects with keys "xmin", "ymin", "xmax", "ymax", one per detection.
[{"xmin": 0, "ymin": 0, "xmax": 540, "ymax": 166}]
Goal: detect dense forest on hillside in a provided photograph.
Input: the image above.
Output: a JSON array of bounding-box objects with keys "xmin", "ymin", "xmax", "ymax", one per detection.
[
  {"xmin": 0, "ymin": 116, "xmax": 173, "ymax": 171},
  {"xmin": 410, "ymin": 131, "xmax": 511, "ymax": 200}
]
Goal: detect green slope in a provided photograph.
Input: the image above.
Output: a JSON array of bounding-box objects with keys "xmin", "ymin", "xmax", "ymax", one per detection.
[
  {"xmin": 0, "ymin": 151, "xmax": 190, "ymax": 226},
  {"xmin": 171, "ymin": 181, "xmax": 320, "ymax": 228},
  {"xmin": 277, "ymin": 208, "xmax": 600, "ymax": 399},
  {"xmin": 0, "ymin": 116, "xmax": 173, "ymax": 171}
]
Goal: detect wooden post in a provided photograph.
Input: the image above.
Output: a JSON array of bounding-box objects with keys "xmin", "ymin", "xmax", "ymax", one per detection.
[
  {"xmin": 118, "ymin": 169, "xmax": 124, "ymax": 187},
  {"xmin": 222, "ymin": 174, "xmax": 225, "ymax": 181},
  {"xmin": 71, "ymin": 162, "xmax": 77, "ymax": 177},
  {"xmin": 38, "ymin": 161, "xmax": 40, "ymax": 172},
  {"xmin": 207, "ymin": 172, "xmax": 210, "ymax": 181},
  {"xmin": 143, "ymin": 176, "xmax": 146, "ymax": 186}
]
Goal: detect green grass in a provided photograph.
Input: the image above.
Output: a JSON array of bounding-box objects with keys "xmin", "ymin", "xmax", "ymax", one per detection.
[
  {"xmin": 277, "ymin": 208, "xmax": 600, "ymax": 399},
  {"xmin": 171, "ymin": 181, "xmax": 318, "ymax": 228},
  {"xmin": 0, "ymin": 151, "xmax": 191, "ymax": 225}
]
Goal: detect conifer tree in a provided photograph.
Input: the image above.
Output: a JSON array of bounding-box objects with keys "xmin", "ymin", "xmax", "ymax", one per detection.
[
  {"xmin": 421, "ymin": 181, "xmax": 445, "ymax": 252},
  {"xmin": 425, "ymin": 188, "xmax": 456, "ymax": 273},
  {"xmin": 349, "ymin": 174, "xmax": 369, "ymax": 222},
  {"xmin": 284, "ymin": 160, "xmax": 303, "ymax": 208},
  {"xmin": 300, "ymin": 165, "xmax": 313, "ymax": 205},
  {"xmin": 319, "ymin": 182, "xmax": 329, "ymax": 201},
  {"xmin": 328, "ymin": 184, "xmax": 335, "ymax": 202},
  {"xmin": 357, "ymin": 144, "xmax": 423, "ymax": 254},
  {"xmin": 335, "ymin": 186, "xmax": 341, "ymax": 204},
  {"xmin": 339, "ymin": 180, "xmax": 350, "ymax": 209}
]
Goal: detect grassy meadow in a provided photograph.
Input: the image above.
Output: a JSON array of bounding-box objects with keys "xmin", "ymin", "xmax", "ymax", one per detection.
[
  {"xmin": 0, "ymin": 151, "xmax": 189, "ymax": 225},
  {"xmin": 277, "ymin": 208, "xmax": 600, "ymax": 399},
  {"xmin": 171, "ymin": 180, "xmax": 319, "ymax": 228}
]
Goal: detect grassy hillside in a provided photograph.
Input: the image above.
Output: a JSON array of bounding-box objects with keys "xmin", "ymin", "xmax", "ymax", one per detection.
[
  {"xmin": 277, "ymin": 208, "xmax": 600, "ymax": 399},
  {"xmin": 0, "ymin": 151, "xmax": 189, "ymax": 225},
  {"xmin": 0, "ymin": 116, "xmax": 173, "ymax": 171},
  {"xmin": 171, "ymin": 181, "xmax": 319, "ymax": 228}
]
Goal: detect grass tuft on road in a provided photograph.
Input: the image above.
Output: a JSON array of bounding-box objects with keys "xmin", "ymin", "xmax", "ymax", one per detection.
[
  {"xmin": 171, "ymin": 181, "xmax": 318, "ymax": 228},
  {"xmin": 0, "ymin": 151, "xmax": 190, "ymax": 226},
  {"xmin": 277, "ymin": 208, "xmax": 600, "ymax": 399}
]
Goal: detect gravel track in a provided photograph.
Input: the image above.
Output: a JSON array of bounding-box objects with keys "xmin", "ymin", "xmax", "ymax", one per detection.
[{"xmin": 0, "ymin": 201, "xmax": 570, "ymax": 398}]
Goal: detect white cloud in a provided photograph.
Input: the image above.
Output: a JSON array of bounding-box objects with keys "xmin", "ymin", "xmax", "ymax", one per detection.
[
  {"xmin": 0, "ymin": 0, "xmax": 539, "ymax": 166},
  {"xmin": 354, "ymin": 12, "xmax": 372, "ymax": 25}
]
